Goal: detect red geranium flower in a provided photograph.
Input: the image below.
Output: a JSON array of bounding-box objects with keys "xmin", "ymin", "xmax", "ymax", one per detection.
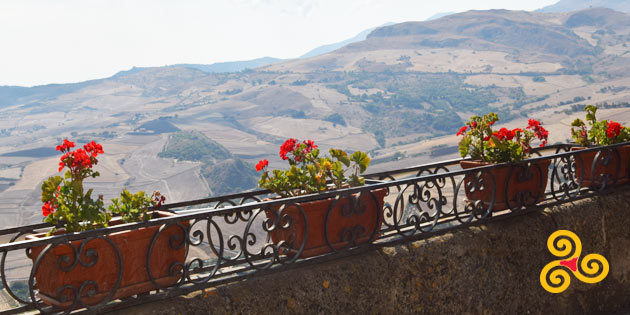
[
  {"xmin": 493, "ymin": 128, "xmax": 513, "ymax": 140},
  {"xmin": 42, "ymin": 202, "xmax": 55, "ymax": 217},
  {"xmin": 471, "ymin": 122, "xmax": 477, "ymax": 128},
  {"xmin": 303, "ymin": 140, "xmax": 317, "ymax": 153},
  {"xmin": 55, "ymin": 139, "xmax": 75, "ymax": 152},
  {"xmin": 607, "ymin": 121, "xmax": 622, "ymax": 139},
  {"xmin": 527, "ymin": 119, "xmax": 541, "ymax": 129},
  {"xmin": 84, "ymin": 141, "xmax": 104, "ymax": 157},
  {"xmin": 456, "ymin": 126, "xmax": 467, "ymax": 136},
  {"xmin": 256, "ymin": 159, "xmax": 269, "ymax": 172},
  {"xmin": 279, "ymin": 138, "xmax": 298, "ymax": 160},
  {"xmin": 70, "ymin": 149, "xmax": 93, "ymax": 169},
  {"xmin": 526, "ymin": 119, "xmax": 548, "ymax": 147}
]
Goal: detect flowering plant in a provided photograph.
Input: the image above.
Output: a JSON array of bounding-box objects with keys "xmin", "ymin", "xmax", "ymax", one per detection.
[
  {"xmin": 457, "ymin": 112, "xmax": 549, "ymax": 163},
  {"xmin": 571, "ymin": 105, "xmax": 629, "ymax": 146},
  {"xmin": 256, "ymin": 139, "xmax": 371, "ymax": 197},
  {"xmin": 41, "ymin": 140, "xmax": 165, "ymax": 233}
]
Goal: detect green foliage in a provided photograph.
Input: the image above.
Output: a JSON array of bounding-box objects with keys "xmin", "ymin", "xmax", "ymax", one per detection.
[
  {"xmin": 257, "ymin": 140, "xmax": 370, "ymax": 197},
  {"xmin": 159, "ymin": 131, "xmax": 232, "ymax": 161},
  {"xmin": 202, "ymin": 159, "xmax": 259, "ymax": 196},
  {"xmin": 323, "ymin": 113, "xmax": 346, "ymax": 126},
  {"xmin": 41, "ymin": 140, "xmax": 161, "ymax": 234},
  {"xmin": 290, "ymin": 80, "xmax": 309, "ymax": 86},
  {"xmin": 457, "ymin": 112, "xmax": 549, "ymax": 163},
  {"xmin": 108, "ymin": 189, "xmax": 159, "ymax": 223},
  {"xmin": 374, "ymin": 130, "xmax": 386, "ymax": 148},
  {"xmin": 289, "ymin": 109, "xmax": 306, "ymax": 118},
  {"xmin": 41, "ymin": 143, "xmax": 110, "ymax": 233},
  {"xmin": 220, "ymin": 88, "xmax": 242, "ymax": 95},
  {"xmin": 161, "ymin": 131, "xmax": 258, "ymax": 196},
  {"xmin": 571, "ymin": 105, "xmax": 630, "ymax": 146},
  {"xmin": 134, "ymin": 119, "xmax": 180, "ymax": 134},
  {"xmin": 432, "ymin": 110, "xmax": 464, "ymax": 133},
  {"xmin": 457, "ymin": 113, "xmax": 499, "ymax": 161}
]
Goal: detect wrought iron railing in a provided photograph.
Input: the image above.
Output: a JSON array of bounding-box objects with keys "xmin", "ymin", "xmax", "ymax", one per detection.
[{"xmin": 0, "ymin": 142, "xmax": 628, "ymax": 314}]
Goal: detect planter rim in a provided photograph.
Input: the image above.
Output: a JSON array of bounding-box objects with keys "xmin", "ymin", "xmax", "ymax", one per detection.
[
  {"xmin": 25, "ymin": 210, "xmax": 178, "ymax": 240},
  {"xmin": 460, "ymin": 158, "xmax": 552, "ymax": 167},
  {"xmin": 262, "ymin": 185, "xmax": 386, "ymax": 202}
]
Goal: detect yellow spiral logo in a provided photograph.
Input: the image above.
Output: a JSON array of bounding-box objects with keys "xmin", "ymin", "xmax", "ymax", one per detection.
[{"xmin": 540, "ymin": 230, "xmax": 609, "ymax": 293}]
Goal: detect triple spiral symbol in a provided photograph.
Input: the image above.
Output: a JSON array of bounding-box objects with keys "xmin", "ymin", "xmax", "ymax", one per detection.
[{"xmin": 540, "ymin": 230, "xmax": 609, "ymax": 293}]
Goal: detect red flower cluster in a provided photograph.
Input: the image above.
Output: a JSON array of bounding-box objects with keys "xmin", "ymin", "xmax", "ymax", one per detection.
[
  {"xmin": 456, "ymin": 126, "xmax": 467, "ymax": 136},
  {"xmin": 278, "ymin": 138, "xmax": 317, "ymax": 161},
  {"xmin": 42, "ymin": 201, "xmax": 55, "ymax": 217},
  {"xmin": 57, "ymin": 140, "xmax": 104, "ymax": 172},
  {"xmin": 492, "ymin": 127, "xmax": 517, "ymax": 141},
  {"xmin": 55, "ymin": 139, "xmax": 75, "ymax": 152},
  {"xmin": 279, "ymin": 138, "xmax": 297, "ymax": 160},
  {"xmin": 84, "ymin": 140, "xmax": 104, "ymax": 157},
  {"xmin": 527, "ymin": 119, "xmax": 549, "ymax": 147},
  {"xmin": 256, "ymin": 159, "xmax": 269, "ymax": 172},
  {"xmin": 304, "ymin": 140, "xmax": 317, "ymax": 152},
  {"xmin": 606, "ymin": 121, "xmax": 622, "ymax": 139}
]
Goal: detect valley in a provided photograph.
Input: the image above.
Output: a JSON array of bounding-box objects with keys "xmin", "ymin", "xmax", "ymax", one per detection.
[{"xmin": 0, "ymin": 7, "xmax": 629, "ymax": 228}]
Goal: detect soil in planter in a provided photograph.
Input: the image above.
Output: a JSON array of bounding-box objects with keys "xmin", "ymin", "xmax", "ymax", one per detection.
[
  {"xmin": 26, "ymin": 211, "xmax": 189, "ymax": 309},
  {"xmin": 460, "ymin": 159, "xmax": 551, "ymax": 212},
  {"xmin": 571, "ymin": 146, "xmax": 630, "ymax": 187},
  {"xmin": 264, "ymin": 188, "xmax": 387, "ymax": 258}
]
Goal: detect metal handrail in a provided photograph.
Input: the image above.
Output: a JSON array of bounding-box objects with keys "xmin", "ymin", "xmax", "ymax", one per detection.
[{"xmin": 0, "ymin": 142, "xmax": 627, "ymax": 314}]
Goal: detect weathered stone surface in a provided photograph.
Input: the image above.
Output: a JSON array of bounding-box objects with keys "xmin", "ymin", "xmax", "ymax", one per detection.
[{"xmin": 120, "ymin": 191, "xmax": 630, "ymax": 314}]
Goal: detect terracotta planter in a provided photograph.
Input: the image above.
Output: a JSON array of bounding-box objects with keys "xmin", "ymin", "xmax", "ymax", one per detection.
[
  {"xmin": 265, "ymin": 188, "xmax": 387, "ymax": 258},
  {"xmin": 460, "ymin": 159, "xmax": 551, "ymax": 211},
  {"xmin": 26, "ymin": 211, "xmax": 189, "ymax": 309},
  {"xmin": 571, "ymin": 146, "xmax": 630, "ymax": 187}
]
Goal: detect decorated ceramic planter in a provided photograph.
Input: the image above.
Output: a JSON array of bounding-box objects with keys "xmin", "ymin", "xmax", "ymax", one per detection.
[
  {"xmin": 264, "ymin": 188, "xmax": 387, "ymax": 258},
  {"xmin": 26, "ymin": 211, "xmax": 188, "ymax": 309},
  {"xmin": 460, "ymin": 159, "xmax": 551, "ymax": 211},
  {"xmin": 571, "ymin": 145, "xmax": 630, "ymax": 187}
]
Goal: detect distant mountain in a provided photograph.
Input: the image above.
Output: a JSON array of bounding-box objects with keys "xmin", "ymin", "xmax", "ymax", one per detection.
[
  {"xmin": 361, "ymin": 9, "xmax": 599, "ymax": 59},
  {"xmin": 112, "ymin": 57, "xmax": 285, "ymax": 78},
  {"xmin": 2, "ymin": 8, "xmax": 630, "ymax": 228},
  {"xmin": 0, "ymin": 80, "xmax": 100, "ymax": 108},
  {"xmin": 299, "ymin": 23, "xmax": 394, "ymax": 59},
  {"xmin": 174, "ymin": 57, "xmax": 285, "ymax": 73},
  {"xmin": 538, "ymin": 0, "xmax": 630, "ymax": 12},
  {"xmin": 426, "ymin": 12, "xmax": 456, "ymax": 20},
  {"xmin": 300, "ymin": 29, "xmax": 375, "ymax": 59}
]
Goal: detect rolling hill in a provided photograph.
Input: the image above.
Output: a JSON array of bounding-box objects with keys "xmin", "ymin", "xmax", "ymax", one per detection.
[{"xmin": 0, "ymin": 7, "xmax": 629, "ymax": 228}]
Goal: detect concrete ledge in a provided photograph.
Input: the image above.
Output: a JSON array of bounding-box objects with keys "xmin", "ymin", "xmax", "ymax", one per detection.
[{"xmin": 122, "ymin": 190, "xmax": 630, "ymax": 314}]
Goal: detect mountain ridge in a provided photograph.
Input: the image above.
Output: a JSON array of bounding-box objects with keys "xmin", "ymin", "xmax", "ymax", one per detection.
[
  {"xmin": 538, "ymin": 0, "xmax": 630, "ymax": 13},
  {"xmin": 1, "ymin": 7, "xmax": 630, "ymax": 228}
]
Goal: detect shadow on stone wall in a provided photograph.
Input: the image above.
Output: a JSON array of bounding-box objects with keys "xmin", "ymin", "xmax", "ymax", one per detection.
[{"xmin": 121, "ymin": 190, "xmax": 630, "ymax": 314}]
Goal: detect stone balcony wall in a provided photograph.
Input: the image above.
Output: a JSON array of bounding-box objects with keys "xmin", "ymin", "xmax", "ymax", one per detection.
[{"xmin": 123, "ymin": 190, "xmax": 630, "ymax": 314}]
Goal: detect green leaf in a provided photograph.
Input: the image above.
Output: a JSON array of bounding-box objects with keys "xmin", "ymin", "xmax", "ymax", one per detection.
[
  {"xmin": 571, "ymin": 118, "xmax": 584, "ymax": 127},
  {"xmin": 350, "ymin": 151, "xmax": 370, "ymax": 173},
  {"xmin": 41, "ymin": 176, "xmax": 62, "ymax": 202},
  {"xmin": 458, "ymin": 138, "xmax": 471, "ymax": 158}
]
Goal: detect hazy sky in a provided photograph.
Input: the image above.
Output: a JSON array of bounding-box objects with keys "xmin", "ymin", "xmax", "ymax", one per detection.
[{"xmin": 0, "ymin": 0, "xmax": 558, "ymax": 87}]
